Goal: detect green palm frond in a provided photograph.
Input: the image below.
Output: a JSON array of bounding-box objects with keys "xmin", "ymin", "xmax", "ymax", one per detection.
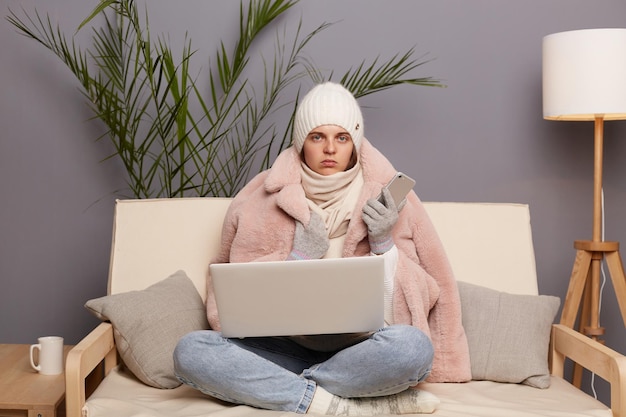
[{"xmin": 340, "ymin": 48, "xmax": 444, "ymax": 98}]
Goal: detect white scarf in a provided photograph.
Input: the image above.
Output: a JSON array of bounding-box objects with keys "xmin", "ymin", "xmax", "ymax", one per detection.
[{"xmin": 300, "ymin": 162, "xmax": 364, "ymax": 239}]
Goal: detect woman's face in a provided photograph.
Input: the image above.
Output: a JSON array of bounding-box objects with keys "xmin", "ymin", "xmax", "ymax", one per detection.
[{"xmin": 302, "ymin": 125, "xmax": 355, "ymax": 176}]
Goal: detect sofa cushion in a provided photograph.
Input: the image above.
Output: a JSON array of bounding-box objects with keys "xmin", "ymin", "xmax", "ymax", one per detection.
[
  {"xmin": 457, "ymin": 281, "xmax": 560, "ymax": 388},
  {"xmin": 85, "ymin": 270, "xmax": 209, "ymax": 389},
  {"xmin": 86, "ymin": 368, "xmax": 612, "ymax": 417}
]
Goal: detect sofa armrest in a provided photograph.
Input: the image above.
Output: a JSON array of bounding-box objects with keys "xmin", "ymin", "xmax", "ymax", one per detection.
[
  {"xmin": 550, "ymin": 324, "xmax": 626, "ymax": 417},
  {"xmin": 65, "ymin": 322, "xmax": 118, "ymax": 417}
]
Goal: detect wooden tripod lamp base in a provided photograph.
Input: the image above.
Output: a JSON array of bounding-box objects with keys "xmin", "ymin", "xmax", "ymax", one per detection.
[
  {"xmin": 560, "ymin": 239, "xmax": 626, "ymax": 386},
  {"xmin": 561, "ymin": 240, "xmax": 626, "ymax": 334}
]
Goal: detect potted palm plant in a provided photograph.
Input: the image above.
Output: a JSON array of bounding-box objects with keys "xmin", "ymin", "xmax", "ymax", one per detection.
[{"xmin": 7, "ymin": 0, "xmax": 443, "ymax": 198}]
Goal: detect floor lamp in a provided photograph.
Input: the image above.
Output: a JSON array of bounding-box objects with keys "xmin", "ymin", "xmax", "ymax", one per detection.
[{"xmin": 543, "ymin": 28, "xmax": 626, "ymax": 387}]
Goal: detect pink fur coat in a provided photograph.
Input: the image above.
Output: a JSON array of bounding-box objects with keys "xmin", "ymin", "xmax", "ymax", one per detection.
[{"xmin": 205, "ymin": 139, "xmax": 472, "ymax": 383}]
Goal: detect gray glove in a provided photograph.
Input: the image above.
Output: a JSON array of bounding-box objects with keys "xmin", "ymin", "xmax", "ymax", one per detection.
[
  {"xmin": 362, "ymin": 187, "xmax": 399, "ymax": 254},
  {"xmin": 287, "ymin": 211, "xmax": 330, "ymax": 260}
]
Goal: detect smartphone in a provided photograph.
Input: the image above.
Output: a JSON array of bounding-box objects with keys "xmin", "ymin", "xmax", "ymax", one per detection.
[{"xmin": 377, "ymin": 172, "xmax": 416, "ymax": 207}]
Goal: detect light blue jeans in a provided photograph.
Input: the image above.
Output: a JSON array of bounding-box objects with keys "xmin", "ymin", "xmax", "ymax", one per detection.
[{"xmin": 173, "ymin": 325, "xmax": 433, "ymax": 413}]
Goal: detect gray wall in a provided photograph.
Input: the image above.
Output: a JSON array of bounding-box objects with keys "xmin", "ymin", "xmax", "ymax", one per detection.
[{"xmin": 2, "ymin": 0, "xmax": 626, "ymax": 406}]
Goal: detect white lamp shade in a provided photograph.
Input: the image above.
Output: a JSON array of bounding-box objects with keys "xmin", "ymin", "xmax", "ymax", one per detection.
[{"xmin": 543, "ymin": 28, "xmax": 626, "ymax": 121}]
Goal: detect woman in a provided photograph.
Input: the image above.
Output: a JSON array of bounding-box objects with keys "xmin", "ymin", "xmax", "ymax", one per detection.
[{"xmin": 174, "ymin": 82, "xmax": 471, "ymax": 415}]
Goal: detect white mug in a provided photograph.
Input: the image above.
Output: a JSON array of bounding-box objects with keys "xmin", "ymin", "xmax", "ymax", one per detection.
[{"xmin": 30, "ymin": 336, "xmax": 64, "ymax": 375}]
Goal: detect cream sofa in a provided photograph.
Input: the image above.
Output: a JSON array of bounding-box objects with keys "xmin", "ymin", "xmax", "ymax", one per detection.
[{"xmin": 65, "ymin": 198, "xmax": 626, "ymax": 417}]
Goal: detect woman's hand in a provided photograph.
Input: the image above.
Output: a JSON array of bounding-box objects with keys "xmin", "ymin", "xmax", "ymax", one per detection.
[
  {"xmin": 287, "ymin": 211, "xmax": 330, "ymax": 260},
  {"xmin": 362, "ymin": 188, "xmax": 399, "ymax": 254}
]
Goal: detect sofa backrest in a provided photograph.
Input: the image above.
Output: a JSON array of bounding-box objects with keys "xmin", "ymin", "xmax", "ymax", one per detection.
[{"xmin": 107, "ymin": 198, "xmax": 538, "ymax": 299}]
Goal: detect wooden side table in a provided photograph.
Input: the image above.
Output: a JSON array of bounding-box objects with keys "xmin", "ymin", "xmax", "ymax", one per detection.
[{"xmin": 0, "ymin": 344, "xmax": 72, "ymax": 417}]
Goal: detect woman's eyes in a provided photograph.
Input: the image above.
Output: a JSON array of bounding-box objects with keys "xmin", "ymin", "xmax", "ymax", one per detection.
[{"xmin": 308, "ymin": 134, "xmax": 351, "ymax": 142}]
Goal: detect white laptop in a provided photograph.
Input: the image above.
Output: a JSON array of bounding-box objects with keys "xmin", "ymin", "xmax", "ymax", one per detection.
[{"xmin": 210, "ymin": 256, "xmax": 385, "ymax": 338}]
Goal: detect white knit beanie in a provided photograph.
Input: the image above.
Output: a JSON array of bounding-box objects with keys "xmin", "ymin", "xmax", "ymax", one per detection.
[{"xmin": 292, "ymin": 82, "xmax": 364, "ymax": 153}]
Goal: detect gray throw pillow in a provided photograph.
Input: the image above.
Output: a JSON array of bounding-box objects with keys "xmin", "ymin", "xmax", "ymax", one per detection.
[
  {"xmin": 85, "ymin": 270, "xmax": 209, "ymax": 389},
  {"xmin": 457, "ymin": 281, "xmax": 560, "ymax": 388}
]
